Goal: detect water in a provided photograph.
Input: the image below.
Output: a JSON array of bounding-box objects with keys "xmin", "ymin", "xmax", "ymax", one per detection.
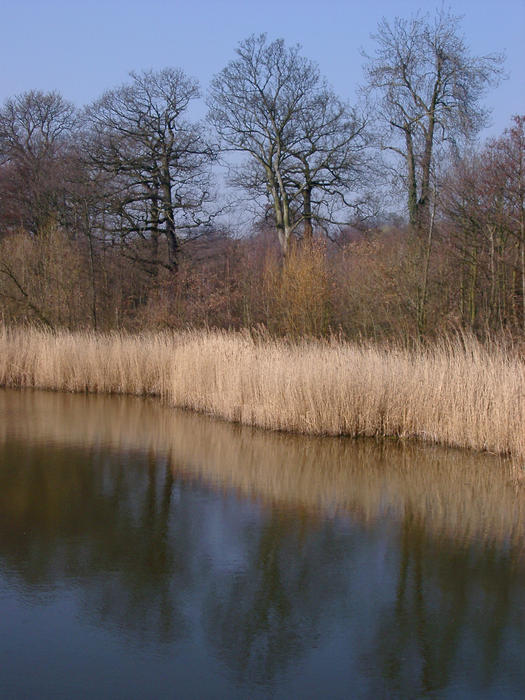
[{"xmin": 1, "ymin": 389, "xmax": 525, "ymax": 699}]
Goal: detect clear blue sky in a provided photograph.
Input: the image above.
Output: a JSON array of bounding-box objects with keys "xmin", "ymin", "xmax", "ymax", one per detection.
[{"xmin": 2, "ymin": 0, "xmax": 524, "ymax": 138}]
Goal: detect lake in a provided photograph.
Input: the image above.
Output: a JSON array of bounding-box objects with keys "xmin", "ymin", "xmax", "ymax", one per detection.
[{"xmin": 1, "ymin": 388, "xmax": 525, "ymax": 699}]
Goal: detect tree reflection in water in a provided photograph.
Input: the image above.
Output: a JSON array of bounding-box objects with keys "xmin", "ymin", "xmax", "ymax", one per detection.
[{"xmin": 203, "ymin": 509, "xmax": 356, "ymax": 685}]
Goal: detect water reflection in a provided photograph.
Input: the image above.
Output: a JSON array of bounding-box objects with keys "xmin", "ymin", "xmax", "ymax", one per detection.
[{"xmin": 1, "ymin": 389, "xmax": 525, "ymax": 698}]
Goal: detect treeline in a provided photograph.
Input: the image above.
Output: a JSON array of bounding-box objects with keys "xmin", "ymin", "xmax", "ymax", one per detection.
[{"xmin": 0, "ymin": 10, "xmax": 522, "ymax": 340}]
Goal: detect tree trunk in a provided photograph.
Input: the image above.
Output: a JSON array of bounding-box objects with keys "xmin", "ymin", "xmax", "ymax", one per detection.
[
  {"xmin": 303, "ymin": 186, "xmax": 313, "ymax": 240},
  {"xmin": 405, "ymin": 131, "xmax": 419, "ymax": 232},
  {"xmin": 417, "ymin": 188, "xmax": 436, "ymax": 338},
  {"xmin": 161, "ymin": 170, "xmax": 179, "ymax": 272}
]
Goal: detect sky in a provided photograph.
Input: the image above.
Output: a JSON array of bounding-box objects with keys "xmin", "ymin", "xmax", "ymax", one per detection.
[{"xmin": 1, "ymin": 0, "xmax": 524, "ymax": 140}]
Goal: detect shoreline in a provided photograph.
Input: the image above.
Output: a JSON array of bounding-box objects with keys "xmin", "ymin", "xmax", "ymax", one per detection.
[
  {"xmin": 1, "ymin": 326, "xmax": 523, "ymax": 463},
  {"xmin": 2, "ymin": 388, "xmax": 522, "ymax": 549}
]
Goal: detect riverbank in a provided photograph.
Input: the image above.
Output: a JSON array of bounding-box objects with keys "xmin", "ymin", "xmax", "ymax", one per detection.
[{"xmin": 0, "ymin": 326, "xmax": 523, "ymax": 461}]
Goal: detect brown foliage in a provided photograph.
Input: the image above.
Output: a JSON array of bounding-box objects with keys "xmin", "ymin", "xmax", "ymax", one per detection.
[{"xmin": 261, "ymin": 238, "xmax": 331, "ymax": 337}]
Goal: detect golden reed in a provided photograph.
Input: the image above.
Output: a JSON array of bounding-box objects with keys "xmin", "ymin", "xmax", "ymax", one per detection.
[{"xmin": 0, "ymin": 326, "xmax": 524, "ymax": 461}]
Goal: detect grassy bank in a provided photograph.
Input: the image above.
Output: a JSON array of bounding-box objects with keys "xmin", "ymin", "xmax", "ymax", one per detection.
[{"xmin": 0, "ymin": 326, "xmax": 524, "ymax": 461}]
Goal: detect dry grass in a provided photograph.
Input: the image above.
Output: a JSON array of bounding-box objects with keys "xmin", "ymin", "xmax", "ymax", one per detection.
[{"xmin": 1, "ymin": 325, "xmax": 524, "ymax": 461}]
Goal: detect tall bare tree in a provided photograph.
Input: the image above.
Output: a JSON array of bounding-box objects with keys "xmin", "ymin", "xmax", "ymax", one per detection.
[
  {"xmin": 84, "ymin": 68, "xmax": 216, "ymax": 272},
  {"xmin": 208, "ymin": 34, "xmax": 370, "ymax": 254},
  {"xmin": 362, "ymin": 9, "xmax": 504, "ymax": 234}
]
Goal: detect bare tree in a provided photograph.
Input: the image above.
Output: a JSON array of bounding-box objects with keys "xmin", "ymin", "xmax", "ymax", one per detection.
[
  {"xmin": 84, "ymin": 68, "xmax": 216, "ymax": 272},
  {"xmin": 0, "ymin": 90, "xmax": 76, "ymax": 236},
  {"xmin": 362, "ymin": 9, "xmax": 504, "ymax": 234},
  {"xmin": 208, "ymin": 34, "xmax": 370, "ymax": 254}
]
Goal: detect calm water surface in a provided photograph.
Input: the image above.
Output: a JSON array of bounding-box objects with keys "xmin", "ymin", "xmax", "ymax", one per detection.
[{"xmin": 1, "ymin": 389, "xmax": 525, "ymax": 699}]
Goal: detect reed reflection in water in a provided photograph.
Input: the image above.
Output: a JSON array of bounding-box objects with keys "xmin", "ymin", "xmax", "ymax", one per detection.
[{"xmin": 1, "ymin": 388, "xmax": 524, "ymax": 699}]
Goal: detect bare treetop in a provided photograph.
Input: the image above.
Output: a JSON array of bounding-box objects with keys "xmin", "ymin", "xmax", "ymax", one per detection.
[
  {"xmin": 208, "ymin": 34, "xmax": 371, "ymax": 252},
  {"xmin": 84, "ymin": 69, "xmax": 216, "ymax": 271},
  {"xmin": 0, "ymin": 91, "xmax": 77, "ymax": 235},
  {"xmin": 362, "ymin": 8, "xmax": 505, "ymax": 232},
  {"xmin": 90, "ymin": 68, "xmax": 200, "ymax": 141},
  {"xmin": 0, "ymin": 90, "xmax": 75, "ymax": 164}
]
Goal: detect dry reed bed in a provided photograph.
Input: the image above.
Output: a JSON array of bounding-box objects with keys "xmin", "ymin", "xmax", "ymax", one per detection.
[{"xmin": 0, "ymin": 326, "xmax": 524, "ymax": 461}]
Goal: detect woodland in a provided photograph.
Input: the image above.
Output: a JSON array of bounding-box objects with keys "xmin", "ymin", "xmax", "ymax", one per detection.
[{"xmin": 0, "ymin": 10, "xmax": 522, "ymax": 342}]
